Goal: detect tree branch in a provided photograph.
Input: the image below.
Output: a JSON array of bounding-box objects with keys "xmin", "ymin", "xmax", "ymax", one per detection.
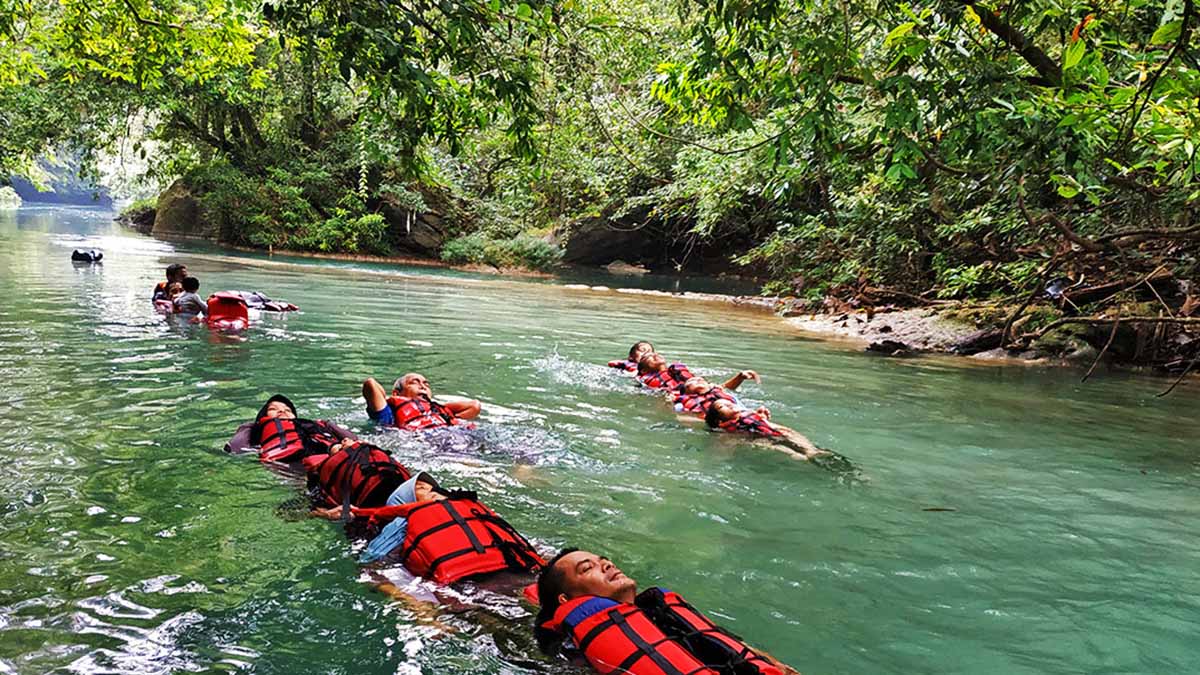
[
  {"xmin": 960, "ymin": 2, "xmax": 1062, "ymax": 86},
  {"xmin": 122, "ymin": 0, "xmax": 184, "ymax": 30}
]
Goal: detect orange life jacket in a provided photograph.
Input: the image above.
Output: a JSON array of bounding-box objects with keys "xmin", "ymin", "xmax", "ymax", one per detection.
[
  {"xmin": 544, "ymin": 588, "xmax": 781, "ymax": 675},
  {"xmin": 310, "ymin": 441, "xmax": 412, "ymax": 511},
  {"xmin": 385, "ymin": 494, "xmax": 544, "ymax": 583},
  {"xmin": 385, "ymin": 395, "xmax": 459, "ymax": 431}
]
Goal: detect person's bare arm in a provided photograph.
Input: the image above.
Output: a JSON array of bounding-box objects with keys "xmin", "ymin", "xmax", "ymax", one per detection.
[
  {"xmin": 756, "ymin": 649, "xmax": 802, "ymax": 675},
  {"xmin": 439, "ymin": 396, "xmax": 481, "ymax": 420},
  {"xmin": 362, "ymin": 378, "xmax": 388, "ymax": 413},
  {"xmin": 366, "ymin": 577, "xmax": 457, "ymax": 634},
  {"xmin": 722, "ymin": 370, "xmax": 760, "ymax": 391}
]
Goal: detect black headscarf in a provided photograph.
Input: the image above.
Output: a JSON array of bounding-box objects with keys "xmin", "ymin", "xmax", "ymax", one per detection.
[{"xmin": 257, "ymin": 394, "xmax": 298, "ymax": 421}]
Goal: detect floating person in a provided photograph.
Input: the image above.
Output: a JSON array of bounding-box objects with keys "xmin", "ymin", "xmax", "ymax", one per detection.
[
  {"xmin": 331, "ymin": 472, "xmax": 545, "ymax": 584},
  {"xmin": 704, "ymin": 399, "xmax": 828, "ymax": 460},
  {"xmin": 673, "ymin": 371, "xmax": 759, "ymax": 415},
  {"xmin": 152, "ymin": 263, "xmax": 187, "ymax": 302},
  {"xmin": 607, "ymin": 341, "xmax": 654, "ymax": 372},
  {"xmin": 71, "ymin": 249, "xmax": 103, "ymax": 263},
  {"xmin": 635, "ymin": 353, "xmax": 695, "ymax": 392},
  {"xmin": 306, "ymin": 440, "xmax": 414, "ymax": 515},
  {"xmin": 173, "ymin": 276, "xmax": 207, "ymax": 317},
  {"xmin": 533, "ymin": 549, "xmax": 800, "ymax": 675},
  {"xmin": 312, "ymin": 468, "xmax": 546, "ymax": 636},
  {"xmin": 361, "ymin": 374, "xmax": 482, "ymax": 430},
  {"xmin": 235, "ymin": 290, "xmax": 299, "ymax": 312},
  {"xmin": 225, "ymin": 394, "xmax": 358, "ymax": 464}
]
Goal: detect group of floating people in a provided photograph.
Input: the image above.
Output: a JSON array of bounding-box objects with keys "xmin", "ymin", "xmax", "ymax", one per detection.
[
  {"xmin": 129, "ymin": 253, "xmax": 825, "ymax": 671},
  {"xmin": 150, "ymin": 262, "xmax": 298, "ymax": 330},
  {"xmin": 224, "ymin": 348, "xmax": 817, "ymax": 674},
  {"xmin": 612, "ymin": 340, "xmax": 830, "ymax": 461}
]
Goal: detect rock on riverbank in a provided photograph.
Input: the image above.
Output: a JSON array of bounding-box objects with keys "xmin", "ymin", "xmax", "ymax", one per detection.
[{"xmin": 785, "ymin": 308, "xmax": 978, "ymax": 353}]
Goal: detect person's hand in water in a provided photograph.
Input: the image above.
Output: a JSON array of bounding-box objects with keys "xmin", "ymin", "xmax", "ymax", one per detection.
[
  {"xmin": 740, "ymin": 370, "xmax": 761, "ymax": 383},
  {"xmin": 754, "ymin": 406, "xmax": 771, "ymax": 420},
  {"xmin": 311, "ymin": 505, "xmax": 342, "ymax": 520}
]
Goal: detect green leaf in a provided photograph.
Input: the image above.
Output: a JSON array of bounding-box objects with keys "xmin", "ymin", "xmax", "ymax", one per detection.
[
  {"xmin": 1056, "ymin": 184, "xmax": 1079, "ymax": 199},
  {"xmin": 516, "ymin": 3, "xmax": 532, "ymax": 19},
  {"xmin": 1063, "ymin": 40, "xmax": 1086, "ymax": 70},
  {"xmin": 884, "ymin": 22, "xmax": 915, "ymax": 47},
  {"xmin": 1151, "ymin": 20, "xmax": 1182, "ymax": 44}
]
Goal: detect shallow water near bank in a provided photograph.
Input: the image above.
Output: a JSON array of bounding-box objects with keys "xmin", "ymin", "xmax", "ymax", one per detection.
[{"xmin": 2, "ymin": 205, "xmax": 1199, "ymax": 675}]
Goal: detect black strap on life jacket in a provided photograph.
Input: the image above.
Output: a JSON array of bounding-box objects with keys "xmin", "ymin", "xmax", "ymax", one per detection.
[
  {"xmin": 398, "ymin": 497, "xmax": 543, "ymax": 579},
  {"xmin": 340, "ymin": 442, "xmax": 380, "ymax": 521},
  {"xmin": 637, "ymin": 589, "xmax": 770, "ymax": 675},
  {"xmin": 572, "ymin": 607, "xmax": 694, "ymax": 675}
]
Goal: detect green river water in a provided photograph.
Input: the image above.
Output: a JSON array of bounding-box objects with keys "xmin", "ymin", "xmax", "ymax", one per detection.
[{"xmin": 2, "ymin": 205, "xmax": 1199, "ymax": 675}]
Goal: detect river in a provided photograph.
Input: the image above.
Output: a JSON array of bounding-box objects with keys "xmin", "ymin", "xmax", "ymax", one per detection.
[{"xmin": 1, "ymin": 205, "xmax": 1198, "ymax": 674}]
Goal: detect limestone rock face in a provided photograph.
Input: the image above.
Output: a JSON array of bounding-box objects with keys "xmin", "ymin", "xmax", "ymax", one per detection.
[
  {"xmin": 152, "ymin": 179, "xmax": 218, "ymax": 239},
  {"xmin": 116, "ymin": 204, "xmax": 155, "ymax": 234},
  {"xmin": 378, "ymin": 201, "xmax": 450, "ymax": 256},
  {"xmin": 559, "ymin": 207, "xmax": 658, "ymax": 266}
]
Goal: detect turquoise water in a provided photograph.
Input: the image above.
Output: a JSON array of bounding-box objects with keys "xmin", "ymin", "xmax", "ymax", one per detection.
[{"xmin": 2, "ymin": 205, "xmax": 1199, "ymax": 674}]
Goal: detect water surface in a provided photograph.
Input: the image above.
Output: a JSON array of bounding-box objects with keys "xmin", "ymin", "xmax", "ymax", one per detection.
[{"xmin": 2, "ymin": 205, "xmax": 1198, "ymax": 674}]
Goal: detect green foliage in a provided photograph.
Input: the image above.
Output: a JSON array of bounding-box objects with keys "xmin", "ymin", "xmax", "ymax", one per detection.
[
  {"xmin": 118, "ymin": 196, "xmax": 156, "ymax": 217},
  {"xmin": 4, "ymin": 0, "xmax": 1200, "ymax": 291},
  {"xmin": 441, "ymin": 232, "xmax": 562, "ymax": 270}
]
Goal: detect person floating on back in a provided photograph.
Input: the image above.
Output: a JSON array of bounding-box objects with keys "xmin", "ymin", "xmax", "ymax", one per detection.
[
  {"xmin": 225, "ymin": 394, "xmax": 358, "ymax": 465},
  {"xmin": 672, "ymin": 372, "xmax": 759, "ymax": 415},
  {"xmin": 173, "ymin": 276, "xmax": 206, "ymax": 317},
  {"xmin": 361, "ymin": 373, "xmax": 481, "ymax": 430},
  {"xmin": 153, "ymin": 263, "xmax": 187, "ymax": 302},
  {"xmin": 704, "ymin": 399, "xmax": 828, "ymax": 460},
  {"xmin": 307, "ymin": 440, "xmax": 414, "ymax": 516},
  {"xmin": 636, "ymin": 353, "xmax": 695, "ymax": 393},
  {"xmin": 607, "ymin": 341, "xmax": 654, "ymax": 372},
  {"xmin": 329, "ymin": 471, "xmax": 545, "ymax": 585},
  {"xmin": 533, "ymin": 549, "xmax": 800, "ymax": 675}
]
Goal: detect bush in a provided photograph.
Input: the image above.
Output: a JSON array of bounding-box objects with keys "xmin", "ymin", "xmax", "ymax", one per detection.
[
  {"xmin": 441, "ymin": 233, "xmax": 561, "ymax": 271},
  {"xmin": 118, "ymin": 196, "xmax": 155, "ymax": 217}
]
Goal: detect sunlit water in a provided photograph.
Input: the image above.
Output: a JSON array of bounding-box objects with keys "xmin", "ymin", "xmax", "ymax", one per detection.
[{"xmin": 2, "ymin": 205, "xmax": 1199, "ymax": 675}]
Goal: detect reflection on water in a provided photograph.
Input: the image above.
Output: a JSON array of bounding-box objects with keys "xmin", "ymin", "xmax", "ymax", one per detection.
[{"xmin": 2, "ymin": 205, "xmax": 1200, "ymax": 674}]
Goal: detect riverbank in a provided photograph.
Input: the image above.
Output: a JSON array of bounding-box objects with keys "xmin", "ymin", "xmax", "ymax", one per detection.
[{"xmin": 129, "ymin": 214, "xmax": 1196, "ymax": 380}]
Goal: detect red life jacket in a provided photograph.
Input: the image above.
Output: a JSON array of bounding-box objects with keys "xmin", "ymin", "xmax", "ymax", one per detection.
[
  {"xmin": 253, "ymin": 417, "xmax": 340, "ymax": 463},
  {"xmin": 719, "ymin": 412, "xmax": 780, "ymax": 437},
  {"xmin": 638, "ymin": 364, "xmax": 694, "ymax": 392},
  {"xmin": 544, "ymin": 588, "xmax": 781, "ymax": 675},
  {"xmin": 385, "ymin": 395, "xmax": 459, "ymax": 431},
  {"xmin": 676, "ymin": 387, "xmax": 737, "ymax": 415},
  {"xmin": 310, "ymin": 441, "xmax": 412, "ymax": 510},
  {"xmin": 206, "ymin": 291, "xmax": 250, "ymax": 326},
  {"xmin": 391, "ymin": 494, "xmax": 544, "ymax": 584},
  {"xmin": 254, "ymin": 416, "xmax": 305, "ymax": 462}
]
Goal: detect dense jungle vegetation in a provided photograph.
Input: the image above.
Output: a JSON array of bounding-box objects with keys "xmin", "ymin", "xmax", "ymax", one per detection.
[{"xmin": 2, "ymin": 0, "xmax": 1198, "ymax": 324}]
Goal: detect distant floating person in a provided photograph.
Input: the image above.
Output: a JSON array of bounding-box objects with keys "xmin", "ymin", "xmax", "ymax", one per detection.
[{"xmin": 70, "ymin": 249, "xmax": 102, "ymax": 263}]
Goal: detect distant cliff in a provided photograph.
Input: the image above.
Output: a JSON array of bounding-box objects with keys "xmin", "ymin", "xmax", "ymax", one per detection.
[{"xmin": 8, "ymin": 157, "xmax": 112, "ymax": 207}]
